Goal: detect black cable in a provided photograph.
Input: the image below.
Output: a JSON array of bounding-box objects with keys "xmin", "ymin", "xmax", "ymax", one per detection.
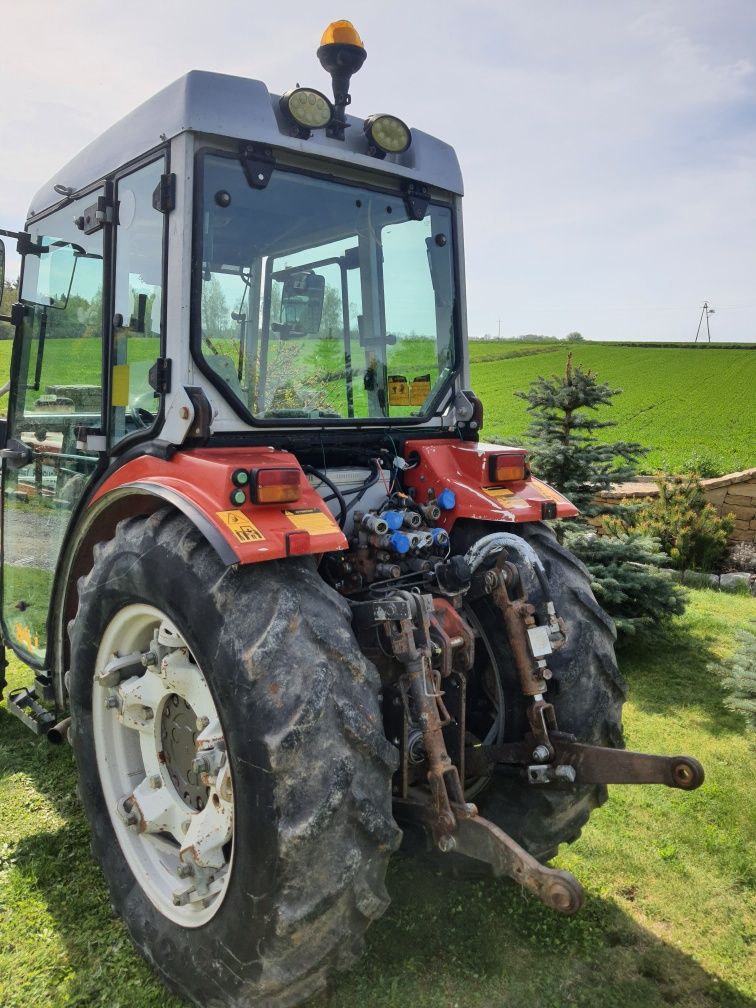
[
  {"xmin": 302, "ymin": 465, "xmax": 347, "ymax": 529},
  {"xmin": 343, "ymin": 458, "xmax": 382, "ymax": 517}
]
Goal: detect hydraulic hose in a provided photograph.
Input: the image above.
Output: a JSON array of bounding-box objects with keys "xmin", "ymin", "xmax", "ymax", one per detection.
[{"xmin": 302, "ymin": 465, "xmax": 347, "ymax": 529}]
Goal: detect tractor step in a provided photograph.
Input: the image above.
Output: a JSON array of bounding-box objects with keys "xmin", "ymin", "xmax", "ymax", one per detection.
[{"xmin": 6, "ymin": 684, "xmax": 56, "ymax": 735}]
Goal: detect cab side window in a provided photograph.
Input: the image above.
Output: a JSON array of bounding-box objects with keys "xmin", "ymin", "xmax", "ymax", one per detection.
[{"xmin": 111, "ymin": 159, "xmax": 166, "ymax": 442}]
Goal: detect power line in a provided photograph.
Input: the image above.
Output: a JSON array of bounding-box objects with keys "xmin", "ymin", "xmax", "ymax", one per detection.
[{"xmin": 694, "ymin": 302, "xmax": 715, "ymax": 343}]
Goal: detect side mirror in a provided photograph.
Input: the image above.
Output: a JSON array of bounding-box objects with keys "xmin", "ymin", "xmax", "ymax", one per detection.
[{"xmin": 278, "ymin": 271, "xmax": 325, "ymax": 337}]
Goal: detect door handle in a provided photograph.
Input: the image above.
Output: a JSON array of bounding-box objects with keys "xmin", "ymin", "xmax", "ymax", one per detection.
[{"xmin": 0, "ymin": 439, "xmax": 33, "ymax": 469}]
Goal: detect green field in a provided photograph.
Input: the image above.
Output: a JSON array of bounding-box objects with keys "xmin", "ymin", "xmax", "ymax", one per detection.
[
  {"xmin": 469, "ymin": 341, "xmax": 755, "ymax": 475},
  {"xmin": 1, "ymin": 337, "xmax": 753, "ymax": 475},
  {"xmin": 1, "ymin": 588, "xmax": 754, "ymax": 1007}
]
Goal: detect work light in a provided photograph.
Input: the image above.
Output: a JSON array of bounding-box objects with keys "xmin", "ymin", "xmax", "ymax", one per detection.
[
  {"xmin": 280, "ymin": 87, "xmax": 334, "ymax": 135},
  {"xmin": 363, "ymin": 114, "xmax": 412, "ymax": 156}
]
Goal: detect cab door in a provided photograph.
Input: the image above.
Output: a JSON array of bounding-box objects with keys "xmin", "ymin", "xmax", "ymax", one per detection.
[{"xmin": 1, "ymin": 194, "xmax": 107, "ymax": 666}]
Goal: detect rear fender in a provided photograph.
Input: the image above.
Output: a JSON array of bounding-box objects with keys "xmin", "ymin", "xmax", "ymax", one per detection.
[
  {"xmin": 89, "ymin": 448, "xmax": 348, "ymax": 564},
  {"xmin": 53, "ymin": 448, "xmax": 347, "ymax": 708},
  {"xmin": 402, "ymin": 439, "xmax": 579, "ymax": 528}
]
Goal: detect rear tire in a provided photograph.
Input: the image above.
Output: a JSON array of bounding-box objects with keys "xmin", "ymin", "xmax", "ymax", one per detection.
[
  {"xmin": 454, "ymin": 521, "xmax": 627, "ymax": 863},
  {"xmin": 69, "ymin": 508, "xmax": 400, "ymax": 1008}
]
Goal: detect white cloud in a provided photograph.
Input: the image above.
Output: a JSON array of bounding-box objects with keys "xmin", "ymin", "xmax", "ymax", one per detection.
[{"xmin": 0, "ymin": 0, "xmax": 753, "ymax": 341}]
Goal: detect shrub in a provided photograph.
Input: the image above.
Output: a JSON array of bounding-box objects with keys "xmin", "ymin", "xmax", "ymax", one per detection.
[{"xmin": 610, "ymin": 473, "xmax": 734, "ymax": 573}]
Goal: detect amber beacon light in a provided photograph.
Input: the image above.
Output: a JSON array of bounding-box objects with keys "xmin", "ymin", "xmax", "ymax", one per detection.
[{"xmin": 317, "ymin": 20, "xmax": 367, "ymax": 139}]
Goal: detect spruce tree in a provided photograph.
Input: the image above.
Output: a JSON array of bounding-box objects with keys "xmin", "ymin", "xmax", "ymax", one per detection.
[
  {"xmin": 714, "ymin": 627, "xmax": 756, "ymax": 729},
  {"xmin": 515, "ymin": 353, "xmax": 647, "ymax": 514},
  {"xmin": 516, "ymin": 353, "xmax": 687, "ymax": 637}
]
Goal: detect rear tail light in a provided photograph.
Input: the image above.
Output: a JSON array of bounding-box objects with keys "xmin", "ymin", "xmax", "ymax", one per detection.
[
  {"xmin": 488, "ymin": 452, "xmax": 528, "ymax": 483},
  {"xmin": 252, "ymin": 467, "xmax": 301, "ymax": 504}
]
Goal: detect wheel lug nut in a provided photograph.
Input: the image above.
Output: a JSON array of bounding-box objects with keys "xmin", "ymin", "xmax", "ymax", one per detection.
[
  {"xmin": 181, "ymin": 819, "xmax": 191, "ymax": 835},
  {"xmin": 532, "ymin": 745, "xmax": 551, "ymax": 763},
  {"xmin": 148, "ymin": 774, "xmax": 162, "ymax": 790},
  {"xmin": 196, "ymin": 716, "xmax": 210, "ymax": 731},
  {"xmin": 105, "ymin": 695, "xmax": 119, "ymax": 709},
  {"xmin": 177, "ymin": 863, "xmax": 194, "ymax": 878}
]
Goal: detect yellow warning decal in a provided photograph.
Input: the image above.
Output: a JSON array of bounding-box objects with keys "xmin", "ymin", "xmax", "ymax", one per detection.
[
  {"xmin": 111, "ymin": 364, "xmax": 130, "ymax": 407},
  {"xmin": 410, "ymin": 374, "xmax": 432, "ymax": 405},
  {"xmin": 284, "ymin": 508, "xmax": 338, "ymax": 535},
  {"xmin": 482, "ymin": 486, "xmax": 529, "ymax": 508},
  {"xmin": 530, "ymin": 479, "xmax": 564, "ymax": 503},
  {"xmin": 388, "ymin": 375, "xmax": 410, "ymax": 405},
  {"xmin": 216, "ymin": 510, "xmax": 265, "ymax": 543}
]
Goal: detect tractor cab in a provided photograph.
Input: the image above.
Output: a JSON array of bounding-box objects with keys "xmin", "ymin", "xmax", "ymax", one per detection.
[{"xmin": 0, "ymin": 22, "xmax": 480, "ymax": 674}]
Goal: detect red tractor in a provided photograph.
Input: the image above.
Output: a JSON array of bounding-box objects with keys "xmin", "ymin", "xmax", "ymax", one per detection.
[{"xmin": 0, "ymin": 22, "xmax": 702, "ymax": 1008}]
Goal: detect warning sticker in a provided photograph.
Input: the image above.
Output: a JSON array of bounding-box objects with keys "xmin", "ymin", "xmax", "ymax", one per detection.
[
  {"xmin": 216, "ymin": 510, "xmax": 265, "ymax": 543},
  {"xmin": 284, "ymin": 508, "xmax": 338, "ymax": 535},
  {"xmin": 530, "ymin": 479, "xmax": 563, "ymax": 503},
  {"xmin": 482, "ymin": 486, "xmax": 529, "ymax": 508},
  {"xmin": 410, "ymin": 375, "xmax": 432, "ymax": 405},
  {"xmin": 388, "ymin": 375, "xmax": 410, "ymax": 405}
]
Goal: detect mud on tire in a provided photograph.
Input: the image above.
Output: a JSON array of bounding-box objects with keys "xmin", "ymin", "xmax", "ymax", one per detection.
[{"xmin": 68, "ymin": 508, "xmax": 400, "ymax": 1008}]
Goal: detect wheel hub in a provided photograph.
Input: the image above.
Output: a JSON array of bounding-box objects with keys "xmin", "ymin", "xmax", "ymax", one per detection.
[
  {"xmin": 161, "ymin": 695, "xmax": 208, "ymax": 811},
  {"xmin": 92, "ymin": 605, "xmax": 234, "ymax": 926}
]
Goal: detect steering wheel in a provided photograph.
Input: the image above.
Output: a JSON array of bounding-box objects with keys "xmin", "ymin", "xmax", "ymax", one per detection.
[{"xmin": 130, "ymin": 390, "xmax": 156, "ymax": 429}]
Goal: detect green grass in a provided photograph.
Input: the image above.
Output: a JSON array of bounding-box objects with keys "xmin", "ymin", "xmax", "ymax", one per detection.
[
  {"xmin": 1, "ymin": 588, "xmax": 754, "ymax": 1007},
  {"xmin": 470, "ymin": 341, "xmax": 756, "ymax": 475}
]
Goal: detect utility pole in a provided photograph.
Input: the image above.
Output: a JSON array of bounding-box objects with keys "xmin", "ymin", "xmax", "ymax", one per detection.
[
  {"xmin": 497, "ymin": 319, "xmax": 501, "ymax": 340},
  {"xmin": 695, "ymin": 302, "xmax": 715, "ymax": 343}
]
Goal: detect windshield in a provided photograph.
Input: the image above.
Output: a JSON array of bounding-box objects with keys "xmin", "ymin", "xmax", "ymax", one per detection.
[{"xmin": 194, "ymin": 152, "xmax": 458, "ymax": 422}]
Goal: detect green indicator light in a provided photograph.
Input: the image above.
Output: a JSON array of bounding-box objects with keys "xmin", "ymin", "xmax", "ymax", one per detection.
[
  {"xmin": 230, "ymin": 488, "xmax": 246, "ymax": 506},
  {"xmin": 231, "ymin": 468, "xmax": 250, "ymax": 487}
]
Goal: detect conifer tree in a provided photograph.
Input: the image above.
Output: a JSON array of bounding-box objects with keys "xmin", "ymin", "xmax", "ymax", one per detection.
[
  {"xmin": 515, "ymin": 353, "xmax": 647, "ymax": 514},
  {"xmin": 516, "ymin": 353, "xmax": 686, "ymax": 637},
  {"xmin": 715, "ymin": 627, "xmax": 756, "ymax": 729}
]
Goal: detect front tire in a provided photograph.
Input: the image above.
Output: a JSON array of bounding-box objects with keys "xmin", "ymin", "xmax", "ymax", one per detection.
[{"xmin": 69, "ymin": 509, "xmax": 400, "ymax": 1008}]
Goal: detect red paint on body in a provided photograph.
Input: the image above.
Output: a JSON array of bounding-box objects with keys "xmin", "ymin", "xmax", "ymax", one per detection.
[
  {"xmin": 91, "ymin": 447, "xmax": 348, "ymax": 563},
  {"xmin": 402, "ymin": 440, "xmax": 579, "ymax": 528}
]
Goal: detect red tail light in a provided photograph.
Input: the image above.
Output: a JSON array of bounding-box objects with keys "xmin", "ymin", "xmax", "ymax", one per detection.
[
  {"xmin": 252, "ymin": 467, "xmax": 301, "ymax": 504},
  {"xmin": 488, "ymin": 451, "xmax": 528, "ymax": 483}
]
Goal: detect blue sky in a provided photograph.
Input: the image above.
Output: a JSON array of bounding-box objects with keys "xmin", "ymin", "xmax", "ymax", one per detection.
[{"xmin": 1, "ymin": 1, "xmax": 754, "ymax": 342}]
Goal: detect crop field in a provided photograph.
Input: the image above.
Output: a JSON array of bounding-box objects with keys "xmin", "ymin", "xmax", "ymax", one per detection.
[
  {"xmin": 1, "ymin": 588, "xmax": 755, "ymax": 1007},
  {"xmin": 0, "ymin": 337, "xmax": 753, "ymax": 475},
  {"xmin": 469, "ymin": 341, "xmax": 755, "ymax": 475}
]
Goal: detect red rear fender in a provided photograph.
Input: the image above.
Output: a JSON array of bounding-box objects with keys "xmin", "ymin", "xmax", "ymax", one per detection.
[
  {"xmin": 402, "ymin": 439, "xmax": 579, "ymax": 527},
  {"xmin": 90, "ymin": 447, "xmax": 348, "ymax": 565}
]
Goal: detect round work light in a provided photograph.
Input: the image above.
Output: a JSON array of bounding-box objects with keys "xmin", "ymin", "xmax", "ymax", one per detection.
[
  {"xmin": 280, "ymin": 87, "xmax": 334, "ymax": 133},
  {"xmin": 363, "ymin": 114, "xmax": 412, "ymax": 156}
]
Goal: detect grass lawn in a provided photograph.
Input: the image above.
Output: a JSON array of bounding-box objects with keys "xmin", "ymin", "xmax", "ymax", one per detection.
[{"xmin": 0, "ymin": 587, "xmax": 754, "ymax": 1008}]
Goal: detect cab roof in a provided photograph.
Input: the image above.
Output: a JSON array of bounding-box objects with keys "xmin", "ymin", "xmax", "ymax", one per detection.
[{"xmin": 28, "ymin": 70, "xmax": 463, "ymax": 219}]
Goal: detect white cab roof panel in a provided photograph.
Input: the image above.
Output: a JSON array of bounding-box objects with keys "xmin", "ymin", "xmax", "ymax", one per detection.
[{"xmin": 28, "ymin": 70, "xmax": 463, "ymax": 218}]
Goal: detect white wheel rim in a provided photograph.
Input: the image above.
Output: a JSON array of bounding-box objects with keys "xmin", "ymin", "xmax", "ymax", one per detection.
[{"xmin": 92, "ymin": 604, "xmax": 234, "ymax": 927}]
